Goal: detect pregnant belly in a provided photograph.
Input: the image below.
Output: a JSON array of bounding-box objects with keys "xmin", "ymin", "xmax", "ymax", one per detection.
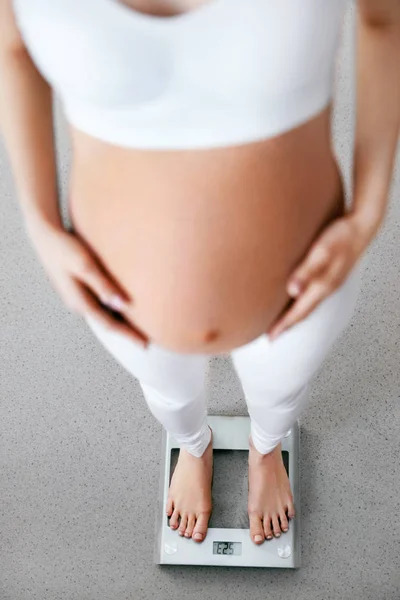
[{"xmin": 68, "ymin": 108, "xmax": 345, "ymax": 353}]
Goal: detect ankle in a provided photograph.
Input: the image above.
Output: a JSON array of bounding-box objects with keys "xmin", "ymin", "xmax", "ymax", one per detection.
[{"xmin": 249, "ymin": 437, "xmax": 281, "ymax": 463}]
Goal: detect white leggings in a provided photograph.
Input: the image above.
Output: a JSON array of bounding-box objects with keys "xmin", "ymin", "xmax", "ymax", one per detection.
[{"xmin": 85, "ymin": 261, "xmax": 363, "ymax": 458}]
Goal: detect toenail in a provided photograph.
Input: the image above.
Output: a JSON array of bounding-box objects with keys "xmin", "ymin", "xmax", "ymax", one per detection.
[
  {"xmin": 254, "ymin": 535, "xmax": 263, "ymax": 543},
  {"xmin": 178, "ymin": 531, "xmax": 184, "ymax": 536},
  {"xmin": 267, "ymin": 535, "xmax": 273, "ymax": 540},
  {"xmin": 184, "ymin": 533, "xmax": 190, "ymax": 538},
  {"xmin": 194, "ymin": 533, "xmax": 203, "ymax": 540},
  {"xmin": 283, "ymin": 528, "xmax": 288, "ymax": 532},
  {"xmin": 275, "ymin": 533, "xmax": 280, "ymax": 537}
]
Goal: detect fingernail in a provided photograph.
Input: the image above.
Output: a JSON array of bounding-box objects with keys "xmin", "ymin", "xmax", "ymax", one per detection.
[
  {"xmin": 268, "ymin": 330, "xmax": 281, "ymax": 341},
  {"xmin": 287, "ymin": 281, "xmax": 301, "ymax": 297},
  {"xmin": 194, "ymin": 533, "xmax": 203, "ymax": 540},
  {"xmin": 254, "ymin": 535, "xmax": 263, "ymax": 543},
  {"xmin": 107, "ymin": 294, "xmax": 127, "ymax": 311}
]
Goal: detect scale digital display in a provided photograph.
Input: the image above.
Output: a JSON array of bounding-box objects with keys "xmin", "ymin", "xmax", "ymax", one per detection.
[{"xmin": 213, "ymin": 541, "xmax": 242, "ymax": 556}]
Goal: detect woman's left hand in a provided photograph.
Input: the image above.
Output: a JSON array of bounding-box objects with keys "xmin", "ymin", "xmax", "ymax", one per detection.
[{"xmin": 267, "ymin": 213, "xmax": 373, "ymax": 341}]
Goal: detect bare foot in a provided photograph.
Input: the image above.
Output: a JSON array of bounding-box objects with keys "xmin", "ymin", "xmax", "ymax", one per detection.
[
  {"xmin": 248, "ymin": 437, "xmax": 296, "ymax": 544},
  {"xmin": 166, "ymin": 426, "xmax": 213, "ymax": 543}
]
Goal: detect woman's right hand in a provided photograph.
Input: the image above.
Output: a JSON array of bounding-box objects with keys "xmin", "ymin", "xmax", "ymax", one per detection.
[{"xmin": 24, "ymin": 219, "xmax": 149, "ymax": 347}]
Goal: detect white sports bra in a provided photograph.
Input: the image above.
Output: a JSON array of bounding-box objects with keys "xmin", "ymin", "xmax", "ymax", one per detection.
[{"xmin": 12, "ymin": 0, "xmax": 348, "ymax": 149}]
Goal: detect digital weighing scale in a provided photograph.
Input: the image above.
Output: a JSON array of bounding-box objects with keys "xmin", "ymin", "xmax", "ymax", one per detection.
[{"xmin": 154, "ymin": 415, "xmax": 300, "ymax": 568}]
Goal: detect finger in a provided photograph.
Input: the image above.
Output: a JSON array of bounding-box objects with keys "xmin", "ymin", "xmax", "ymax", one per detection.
[
  {"xmin": 100, "ymin": 308, "xmax": 150, "ymax": 347},
  {"xmin": 73, "ymin": 251, "xmax": 131, "ymax": 310},
  {"xmin": 269, "ymin": 280, "xmax": 329, "ymax": 339},
  {"xmin": 88, "ymin": 306, "xmax": 149, "ymax": 347},
  {"xmin": 287, "ymin": 243, "xmax": 331, "ymax": 297},
  {"xmin": 74, "ymin": 284, "xmax": 149, "ymax": 347}
]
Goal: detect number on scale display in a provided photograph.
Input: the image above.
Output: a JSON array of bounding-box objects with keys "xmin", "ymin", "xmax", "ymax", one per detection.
[{"xmin": 213, "ymin": 542, "xmax": 242, "ymax": 556}]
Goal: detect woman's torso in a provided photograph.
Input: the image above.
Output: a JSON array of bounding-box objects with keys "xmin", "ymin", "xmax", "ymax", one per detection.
[
  {"xmin": 68, "ymin": 107, "xmax": 345, "ymax": 353},
  {"xmin": 13, "ymin": 0, "xmax": 349, "ymax": 353}
]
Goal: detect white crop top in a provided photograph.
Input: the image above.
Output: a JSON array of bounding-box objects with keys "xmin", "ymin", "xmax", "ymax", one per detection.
[{"xmin": 12, "ymin": 0, "xmax": 348, "ymax": 149}]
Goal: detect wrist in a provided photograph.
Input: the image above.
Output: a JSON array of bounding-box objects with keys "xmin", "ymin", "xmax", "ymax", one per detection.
[
  {"xmin": 345, "ymin": 208, "xmax": 383, "ymax": 246},
  {"xmin": 23, "ymin": 206, "xmax": 64, "ymax": 236}
]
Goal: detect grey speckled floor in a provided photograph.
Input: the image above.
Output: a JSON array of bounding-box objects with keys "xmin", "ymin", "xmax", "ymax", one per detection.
[{"xmin": 1, "ymin": 6, "xmax": 399, "ymax": 600}]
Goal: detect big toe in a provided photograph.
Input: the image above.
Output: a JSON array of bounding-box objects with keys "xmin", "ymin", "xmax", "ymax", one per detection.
[
  {"xmin": 249, "ymin": 513, "xmax": 265, "ymax": 545},
  {"xmin": 192, "ymin": 511, "xmax": 211, "ymax": 543}
]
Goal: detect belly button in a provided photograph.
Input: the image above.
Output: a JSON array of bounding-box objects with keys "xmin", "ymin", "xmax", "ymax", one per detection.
[{"xmin": 203, "ymin": 329, "xmax": 220, "ymax": 344}]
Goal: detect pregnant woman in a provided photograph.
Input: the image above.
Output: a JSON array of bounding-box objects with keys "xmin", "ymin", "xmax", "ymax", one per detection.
[{"xmin": 1, "ymin": 0, "xmax": 399, "ymax": 545}]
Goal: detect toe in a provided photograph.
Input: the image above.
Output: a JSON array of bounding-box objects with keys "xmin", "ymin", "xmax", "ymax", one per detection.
[
  {"xmin": 169, "ymin": 508, "xmax": 180, "ymax": 530},
  {"xmin": 279, "ymin": 508, "xmax": 289, "ymax": 533},
  {"xmin": 249, "ymin": 512, "xmax": 264, "ymax": 544},
  {"xmin": 263, "ymin": 515, "xmax": 274, "ymax": 540},
  {"xmin": 192, "ymin": 511, "xmax": 211, "ymax": 543},
  {"xmin": 286, "ymin": 496, "xmax": 296, "ymax": 520},
  {"xmin": 272, "ymin": 513, "xmax": 281, "ymax": 537},
  {"xmin": 185, "ymin": 515, "xmax": 196, "ymax": 538},
  {"xmin": 166, "ymin": 497, "xmax": 174, "ymax": 517},
  {"xmin": 178, "ymin": 513, "xmax": 188, "ymax": 537}
]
